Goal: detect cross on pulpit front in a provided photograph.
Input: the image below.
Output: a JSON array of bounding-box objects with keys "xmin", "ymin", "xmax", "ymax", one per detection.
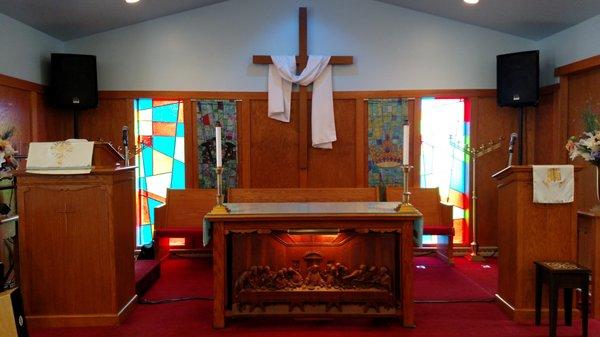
[
  {"xmin": 56, "ymin": 203, "xmax": 76, "ymax": 230},
  {"xmin": 253, "ymin": 7, "xmax": 353, "ymax": 170}
]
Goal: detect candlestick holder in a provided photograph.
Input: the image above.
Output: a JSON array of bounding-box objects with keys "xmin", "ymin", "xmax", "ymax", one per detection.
[
  {"xmin": 210, "ymin": 166, "xmax": 230, "ymax": 214},
  {"xmin": 449, "ymin": 136, "xmax": 503, "ymax": 262},
  {"xmin": 395, "ymin": 165, "xmax": 418, "ymax": 214}
]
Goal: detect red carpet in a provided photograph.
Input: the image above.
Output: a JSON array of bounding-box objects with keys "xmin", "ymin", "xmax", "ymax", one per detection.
[
  {"xmin": 30, "ymin": 256, "xmax": 600, "ymax": 337},
  {"xmin": 414, "ymin": 256, "xmax": 495, "ymax": 301}
]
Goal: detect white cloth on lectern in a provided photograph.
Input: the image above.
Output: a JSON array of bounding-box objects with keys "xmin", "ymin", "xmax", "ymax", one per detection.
[
  {"xmin": 532, "ymin": 165, "xmax": 574, "ymax": 204},
  {"xmin": 268, "ymin": 55, "xmax": 336, "ymax": 149},
  {"xmin": 26, "ymin": 139, "xmax": 94, "ymax": 174}
]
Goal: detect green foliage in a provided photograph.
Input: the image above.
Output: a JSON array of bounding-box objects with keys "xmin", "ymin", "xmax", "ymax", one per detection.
[
  {"xmin": 0, "ymin": 126, "xmax": 15, "ymax": 140},
  {"xmin": 583, "ymin": 105, "xmax": 600, "ymax": 133}
]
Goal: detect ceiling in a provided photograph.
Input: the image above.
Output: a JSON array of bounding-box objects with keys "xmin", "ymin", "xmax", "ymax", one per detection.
[
  {"xmin": 1, "ymin": 0, "xmax": 600, "ymax": 41},
  {"xmin": 377, "ymin": 0, "xmax": 600, "ymax": 40},
  {"xmin": 0, "ymin": 0, "xmax": 229, "ymax": 41}
]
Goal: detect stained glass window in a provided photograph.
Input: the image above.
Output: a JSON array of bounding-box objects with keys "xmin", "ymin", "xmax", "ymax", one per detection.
[
  {"xmin": 196, "ymin": 100, "xmax": 238, "ymax": 189},
  {"xmin": 420, "ymin": 98, "xmax": 470, "ymax": 244},
  {"xmin": 367, "ymin": 99, "xmax": 409, "ymax": 187},
  {"xmin": 134, "ymin": 99, "xmax": 185, "ymax": 245}
]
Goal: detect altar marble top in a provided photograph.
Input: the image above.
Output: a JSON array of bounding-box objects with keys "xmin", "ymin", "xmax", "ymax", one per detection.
[{"xmin": 206, "ymin": 202, "xmax": 422, "ymax": 219}]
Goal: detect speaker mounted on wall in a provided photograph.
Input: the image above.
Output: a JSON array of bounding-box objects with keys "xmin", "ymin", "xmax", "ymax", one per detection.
[
  {"xmin": 49, "ymin": 53, "xmax": 98, "ymax": 110},
  {"xmin": 497, "ymin": 50, "xmax": 539, "ymax": 107}
]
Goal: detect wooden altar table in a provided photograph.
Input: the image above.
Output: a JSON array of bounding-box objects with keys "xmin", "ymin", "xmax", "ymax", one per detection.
[{"xmin": 204, "ymin": 202, "xmax": 421, "ymax": 328}]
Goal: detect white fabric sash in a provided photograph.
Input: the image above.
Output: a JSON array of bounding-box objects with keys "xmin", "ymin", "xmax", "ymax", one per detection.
[
  {"xmin": 268, "ymin": 55, "xmax": 336, "ymax": 149},
  {"xmin": 532, "ymin": 165, "xmax": 574, "ymax": 204}
]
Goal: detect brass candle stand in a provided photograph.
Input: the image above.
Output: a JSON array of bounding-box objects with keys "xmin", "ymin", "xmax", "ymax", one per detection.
[
  {"xmin": 210, "ymin": 166, "xmax": 230, "ymax": 214},
  {"xmin": 449, "ymin": 136, "xmax": 502, "ymax": 262},
  {"xmin": 395, "ymin": 165, "xmax": 418, "ymax": 214}
]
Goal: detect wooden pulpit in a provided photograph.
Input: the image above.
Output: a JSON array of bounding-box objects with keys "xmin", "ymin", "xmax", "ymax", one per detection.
[
  {"xmin": 16, "ymin": 142, "xmax": 136, "ymax": 327},
  {"xmin": 492, "ymin": 165, "xmax": 581, "ymax": 322}
]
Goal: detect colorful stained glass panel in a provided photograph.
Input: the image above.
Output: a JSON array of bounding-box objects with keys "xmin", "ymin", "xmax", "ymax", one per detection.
[
  {"xmin": 197, "ymin": 100, "xmax": 238, "ymax": 190},
  {"xmin": 367, "ymin": 99, "xmax": 409, "ymax": 187},
  {"xmin": 419, "ymin": 98, "xmax": 470, "ymax": 244},
  {"xmin": 134, "ymin": 99, "xmax": 185, "ymax": 245}
]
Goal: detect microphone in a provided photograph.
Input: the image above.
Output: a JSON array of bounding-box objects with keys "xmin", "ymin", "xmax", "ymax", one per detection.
[
  {"xmin": 122, "ymin": 126, "xmax": 129, "ymax": 147},
  {"xmin": 508, "ymin": 133, "xmax": 517, "ymax": 166},
  {"xmin": 122, "ymin": 126, "xmax": 129, "ymax": 166}
]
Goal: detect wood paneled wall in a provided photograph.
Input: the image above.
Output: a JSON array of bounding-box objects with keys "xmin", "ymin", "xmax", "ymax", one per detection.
[
  {"xmin": 91, "ymin": 89, "xmax": 547, "ymax": 247},
  {"xmin": 1, "ymin": 72, "xmax": 566, "ymax": 248},
  {"xmin": 554, "ymin": 57, "xmax": 600, "ymax": 212},
  {"xmin": 0, "ymin": 74, "xmax": 71, "ymax": 146}
]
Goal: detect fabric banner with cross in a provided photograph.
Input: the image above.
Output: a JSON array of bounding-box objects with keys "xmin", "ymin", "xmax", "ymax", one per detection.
[{"xmin": 26, "ymin": 139, "xmax": 94, "ymax": 174}]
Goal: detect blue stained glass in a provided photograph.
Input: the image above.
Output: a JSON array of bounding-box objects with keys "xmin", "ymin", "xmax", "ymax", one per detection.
[
  {"xmin": 176, "ymin": 123, "xmax": 185, "ymax": 137},
  {"xmin": 142, "ymin": 147, "xmax": 153, "ymax": 177},
  {"xmin": 449, "ymin": 159, "xmax": 466, "ymax": 192},
  {"xmin": 140, "ymin": 225, "xmax": 153, "ymax": 245},
  {"xmin": 171, "ymin": 160, "xmax": 185, "ymax": 189},
  {"xmin": 153, "ymin": 136, "xmax": 176, "ymax": 157},
  {"xmin": 153, "ymin": 104, "xmax": 179, "ymax": 122},
  {"xmin": 139, "ymin": 177, "xmax": 147, "ymax": 191},
  {"xmin": 138, "ymin": 98, "xmax": 153, "ymax": 110}
]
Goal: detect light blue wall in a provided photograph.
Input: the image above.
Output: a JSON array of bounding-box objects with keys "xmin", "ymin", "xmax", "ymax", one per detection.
[
  {"xmin": 0, "ymin": 13, "xmax": 63, "ymax": 84},
  {"xmin": 537, "ymin": 14, "xmax": 600, "ymax": 85},
  {"xmin": 65, "ymin": 0, "xmax": 535, "ymax": 91}
]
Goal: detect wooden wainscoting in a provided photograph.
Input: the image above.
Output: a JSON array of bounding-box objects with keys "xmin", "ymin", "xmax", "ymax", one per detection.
[{"xmin": 0, "ymin": 70, "xmax": 563, "ymax": 248}]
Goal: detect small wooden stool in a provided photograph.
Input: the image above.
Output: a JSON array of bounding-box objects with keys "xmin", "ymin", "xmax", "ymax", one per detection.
[{"xmin": 535, "ymin": 261, "xmax": 591, "ymax": 337}]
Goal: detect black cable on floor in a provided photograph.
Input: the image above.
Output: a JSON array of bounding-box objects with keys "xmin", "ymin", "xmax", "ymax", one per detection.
[{"xmin": 138, "ymin": 296, "xmax": 214, "ymax": 304}]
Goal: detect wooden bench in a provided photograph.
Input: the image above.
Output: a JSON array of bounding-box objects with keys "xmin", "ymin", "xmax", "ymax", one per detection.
[
  {"xmin": 228, "ymin": 187, "xmax": 379, "ymax": 203},
  {"xmin": 154, "ymin": 188, "xmax": 216, "ymax": 260},
  {"xmin": 386, "ymin": 187, "xmax": 454, "ymax": 265}
]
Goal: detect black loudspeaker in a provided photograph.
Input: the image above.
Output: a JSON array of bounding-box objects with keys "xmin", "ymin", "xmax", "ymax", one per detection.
[
  {"xmin": 0, "ymin": 288, "xmax": 29, "ymax": 337},
  {"xmin": 49, "ymin": 53, "xmax": 98, "ymax": 110},
  {"xmin": 497, "ymin": 50, "xmax": 539, "ymax": 107}
]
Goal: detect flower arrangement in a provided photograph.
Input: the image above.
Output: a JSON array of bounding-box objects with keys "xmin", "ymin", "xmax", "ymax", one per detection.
[
  {"xmin": 566, "ymin": 107, "xmax": 600, "ymax": 166},
  {"xmin": 0, "ymin": 126, "xmax": 19, "ymax": 177}
]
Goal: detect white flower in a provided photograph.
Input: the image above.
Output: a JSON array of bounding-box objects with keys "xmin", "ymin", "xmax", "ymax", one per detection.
[
  {"xmin": 0, "ymin": 151, "xmax": 4, "ymax": 165},
  {"xmin": 581, "ymin": 152, "xmax": 593, "ymax": 161}
]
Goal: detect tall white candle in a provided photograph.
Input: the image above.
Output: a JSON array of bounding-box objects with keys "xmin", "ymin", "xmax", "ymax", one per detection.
[
  {"xmin": 403, "ymin": 124, "xmax": 410, "ymax": 165},
  {"xmin": 215, "ymin": 122, "xmax": 223, "ymax": 167}
]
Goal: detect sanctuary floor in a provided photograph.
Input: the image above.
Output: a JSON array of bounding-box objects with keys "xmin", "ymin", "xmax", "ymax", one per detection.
[{"xmin": 30, "ymin": 255, "xmax": 600, "ymax": 337}]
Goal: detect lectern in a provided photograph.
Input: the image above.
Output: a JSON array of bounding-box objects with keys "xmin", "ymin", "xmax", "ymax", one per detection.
[
  {"xmin": 16, "ymin": 142, "xmax": 137, "ymax": 327},
  {"xmin": 492, "ymin": 165, "xmax": 580, "ymax": 322}
]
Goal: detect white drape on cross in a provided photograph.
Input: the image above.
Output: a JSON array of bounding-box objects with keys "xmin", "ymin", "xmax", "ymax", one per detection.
[{"xmin": 268, "ymin": 55, "xmax": 336, "ymax": 149}]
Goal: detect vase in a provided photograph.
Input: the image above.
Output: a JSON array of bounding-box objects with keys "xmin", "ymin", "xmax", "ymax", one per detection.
[{"xmin": 591, "ymin": 165, "xmax": 600, "ymax": 215}]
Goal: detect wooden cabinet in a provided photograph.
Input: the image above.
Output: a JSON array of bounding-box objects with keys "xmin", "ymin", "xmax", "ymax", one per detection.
[
  {"xmin": 577, "ymin": 211, "xmax": 600, "ymax": 319},
  {"xmin": 16, "ymin": 163, "xmax": 136, "ymax": 327}
]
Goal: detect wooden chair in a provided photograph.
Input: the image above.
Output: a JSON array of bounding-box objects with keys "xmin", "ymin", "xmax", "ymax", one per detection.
[
  {"xmin": 153, "ymin": 188, "xmax": 216, "ymax": 260},
  {"xmin": 227, "ymin": 187, "xmax": 379, "ymax": 202},
  {"xmin": 386, "ymin": 187, "xmax": 454, "ymax": 265}
]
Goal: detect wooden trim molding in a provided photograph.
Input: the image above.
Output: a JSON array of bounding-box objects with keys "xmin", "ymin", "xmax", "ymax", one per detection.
[
  {"xmin": 99, "ymin": 89, "xmax": 498, "ymax": 100},
  {"xmin": 0, "ymin": 73, "xmax": 44, "ymax": 92},
  {"xmin": 555, "ymin": 55, "xmax": 600, "ymax": 77},
  {"xmin": 540, "ymin": 84, "xmax": 559, "ymax": 95}
]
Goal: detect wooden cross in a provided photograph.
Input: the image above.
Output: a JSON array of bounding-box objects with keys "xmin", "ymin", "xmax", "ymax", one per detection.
[{"xmin": 253, "ymin": 7, "xmax": 353, "ymax": 170}]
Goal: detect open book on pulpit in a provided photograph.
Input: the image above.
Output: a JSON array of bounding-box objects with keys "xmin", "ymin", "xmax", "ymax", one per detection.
[{"xmin": 26, "ymin": 140, "xmax": 124, "ymax": 174}]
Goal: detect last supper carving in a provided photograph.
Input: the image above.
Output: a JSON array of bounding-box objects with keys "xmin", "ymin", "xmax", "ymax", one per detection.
[{"xmin": 230, "ymin": 232, "xmax": 398, "ymax": 314}]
